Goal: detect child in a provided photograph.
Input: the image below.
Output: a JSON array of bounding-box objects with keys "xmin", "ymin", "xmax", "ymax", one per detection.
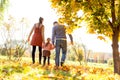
[{"xmin": 42, "ymin": 38, "xmax": 54, "ymax": 66}]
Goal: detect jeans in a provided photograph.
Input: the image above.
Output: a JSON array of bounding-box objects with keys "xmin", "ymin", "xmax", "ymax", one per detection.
[{"xmin": 55, "ymin": 40, "xmax": 67, "ymax": 66}]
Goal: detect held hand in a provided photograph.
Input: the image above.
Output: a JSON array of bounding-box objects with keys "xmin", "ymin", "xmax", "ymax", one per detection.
[
  {"xmin": 52, "ymin": 43, "xmax": 56, "ymax": 48},
  {"xmin": 43, "ymin": 40, "xmax": 45, "ymax": 44}
]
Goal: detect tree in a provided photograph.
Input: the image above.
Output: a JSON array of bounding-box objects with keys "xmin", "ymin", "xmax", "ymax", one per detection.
[
  {"xmin": 0, "ymin": 0, "xmax": 9, "ymax": 22},
  {"xmin": 49, "ymin": 0, "xmax": 120, "ymax": 74}
]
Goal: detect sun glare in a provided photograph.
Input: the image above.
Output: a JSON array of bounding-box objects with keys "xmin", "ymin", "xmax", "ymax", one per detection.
[{"xmin": 77, "ymin": 10, "xmax": 84, "ymax": 17}]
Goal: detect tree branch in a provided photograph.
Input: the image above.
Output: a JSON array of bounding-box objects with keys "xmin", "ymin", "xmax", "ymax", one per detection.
[
  {"xmin": 117, "ymin": 1, "xmax": 120, "ymax": 27},
  {"xmin": 108, "ymin": 20, "xmax": 114, "ymax": 29},
  {"xmin": 98, "ymin": 1, "xmax": 114, "ymax": 29},
  {"xmin": 88, "ymin": 1, "xmax": 115, "ymax": 30},
  {"xmin": 111, "ymin": 0, "xmax": 116, "ymax": 24}
]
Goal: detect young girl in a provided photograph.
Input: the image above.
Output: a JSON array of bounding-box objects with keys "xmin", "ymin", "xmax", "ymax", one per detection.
[{"xmin": 42, "ymin": 38, "xmax": 54, "ymax": 66}]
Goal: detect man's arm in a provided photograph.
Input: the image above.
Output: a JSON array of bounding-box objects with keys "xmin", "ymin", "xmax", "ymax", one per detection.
[
  {"xmin": 68, "ymin": 34, "xmax": 73, "ymax": 44},
  {"xmin": 52, "ymin": 27, "xmax": 56, "ymax": 45}
]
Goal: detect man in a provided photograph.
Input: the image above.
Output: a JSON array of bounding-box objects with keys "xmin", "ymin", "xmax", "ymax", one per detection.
[{"xmin": 52, "ymin": 21, "xmax": 73, "ymax": 67}]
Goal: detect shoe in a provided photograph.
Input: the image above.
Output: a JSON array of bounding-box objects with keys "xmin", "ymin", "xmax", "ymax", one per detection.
[
  {"xmin": 54, "ymin": 66, "xmax": 59, "ymax": 70},
  {"xmin": 39, "ymin": 62, "xmax": 41, "ymax": 65},
  {"xmin": 48, "ymin": 63, "xmax": 50, "ymax": 65},
  {"xmin": 42, "ymin": 64, "xmax": 45, "ymax": 67},
  {"xmin": 61, "ymin": 62, "xmax": 64, "ymax": 66},
  {"xmin": 33, "ymin": 61, "xmax": 35, "ymax": 64}
]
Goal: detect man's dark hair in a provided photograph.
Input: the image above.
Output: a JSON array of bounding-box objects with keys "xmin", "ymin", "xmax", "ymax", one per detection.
[{"xmin": 53, "ymin": 21, "xmax": 58, "ymax": 25}]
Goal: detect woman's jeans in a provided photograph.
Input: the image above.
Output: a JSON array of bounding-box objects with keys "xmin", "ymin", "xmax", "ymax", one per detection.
[{"xmin": 55, "ymin": 40, "xmax": 67, "ymax": 66}]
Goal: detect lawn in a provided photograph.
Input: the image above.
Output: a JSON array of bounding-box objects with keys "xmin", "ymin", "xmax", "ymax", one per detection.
[{"xmin": 0, "ymin": 56, "xmax": 120, "ymax": 80}]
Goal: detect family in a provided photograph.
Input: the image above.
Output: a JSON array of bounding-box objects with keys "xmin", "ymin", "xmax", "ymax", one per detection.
[{"xmin": 28, "ymin": 17, "xmax": 73, "ymax": 68}]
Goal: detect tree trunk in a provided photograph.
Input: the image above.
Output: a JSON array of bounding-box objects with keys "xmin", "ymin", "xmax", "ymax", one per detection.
[{"xmin": 112, "ymin": 26, "xmax": 120, "ymax": 74}]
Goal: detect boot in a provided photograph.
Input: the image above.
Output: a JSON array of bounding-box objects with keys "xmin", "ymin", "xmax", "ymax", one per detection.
[
  {"xmin": 39, "ymin": 52, "xmax": 42, "ymax": 64},
  {"xmin": 61, "ymin": 62, "xmax": 64, "ymax": 66},
  {"xmin": 48, "ymin": 57, "xmax": 50, "ymax": 65}
]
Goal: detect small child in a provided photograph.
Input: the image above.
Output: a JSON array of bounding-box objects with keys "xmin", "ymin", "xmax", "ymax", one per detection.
[{"xmin": 42, "ymin": 38, "xmax": 54, "ymax": 66}]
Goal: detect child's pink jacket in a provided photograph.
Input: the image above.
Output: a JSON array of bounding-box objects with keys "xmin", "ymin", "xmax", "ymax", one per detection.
[{"xmin": 42, "ymin": 43, "xmax": 54, "ymax": 51}]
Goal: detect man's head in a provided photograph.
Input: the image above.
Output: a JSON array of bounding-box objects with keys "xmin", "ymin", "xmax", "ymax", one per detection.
[{"xmin": 53, "ymin": 21, "xmax": 59, "ymax": 26}]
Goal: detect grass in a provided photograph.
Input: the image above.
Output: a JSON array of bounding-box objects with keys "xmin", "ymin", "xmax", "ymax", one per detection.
[
  {"xmin": 0, "ymin": 55, "xmax": 111, "ymax": 68},
  {"xmin": 0, "ymin": 55, "xmax": 118, "ymax": 80}
]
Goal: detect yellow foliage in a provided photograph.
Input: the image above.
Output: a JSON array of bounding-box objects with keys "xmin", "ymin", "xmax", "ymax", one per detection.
[
  {"xmin": 87, "ymin": 28, "xmax": 96, "ymax": 34},
  {"xmin": 71, "ymin": 0, "xmax": 75, "ymax": 9},
  {"xmin": 97, "ymin": 36, "xmax": 106, "ymax": 41},
  {"xmin": 0, "ymin": 58, "xmax": 120, "ymax": 80}
]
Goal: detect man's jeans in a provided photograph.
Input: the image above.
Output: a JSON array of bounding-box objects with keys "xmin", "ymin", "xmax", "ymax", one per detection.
[{"xmin": 55, "ymin": 40, "xmax": 67, "ymax": 66}]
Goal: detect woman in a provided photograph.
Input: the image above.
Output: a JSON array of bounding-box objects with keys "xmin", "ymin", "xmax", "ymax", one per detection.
[{"xmin": 28, "ymin": 17, "xmax": 45, "ymax": 64}]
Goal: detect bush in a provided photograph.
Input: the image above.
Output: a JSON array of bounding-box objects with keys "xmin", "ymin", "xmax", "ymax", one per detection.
[
  {"xmin": 107, "ymin": 58, "xmax": 113, "ymax": 66},
  {"xmin": 13, "ymin": 41, "xmax": 28, "ymax": 61},
  {"xmin": 67, "ymin": 52, "xmax": 76, "ymax": 61},
  {"xmin": 67, "ymin": 44, "xmax": 84, "ymax": 65},
  {"xmin": 0, "ymin": 40, "xmax": 27, "ymax": 61},
  {"xmin": 0, "ymin": 48, "xmax": 7, "ymax": 56}
]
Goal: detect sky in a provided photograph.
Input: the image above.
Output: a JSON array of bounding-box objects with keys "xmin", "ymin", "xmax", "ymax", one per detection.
[
  {"xmin": 0, "ymin": 0, "xmax": 119, "ymax": 53},
  {"xmin": 8, "ymin": 0, "xmax": 58, "ymax": 38}
]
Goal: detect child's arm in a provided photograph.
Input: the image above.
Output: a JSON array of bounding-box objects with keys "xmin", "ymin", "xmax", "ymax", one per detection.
[{"xmin": 50, "ymin": 44, "xmax": 55, "ymax": 50}]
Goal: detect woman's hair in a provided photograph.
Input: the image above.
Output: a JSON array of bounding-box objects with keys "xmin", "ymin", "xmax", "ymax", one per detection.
[
  {"xmin": 45, "ymin": 38, "xmax": 51, "ymax": 47},
  {"xmin": 39, "ymin": 17, "xmax": 43, "ymax": 26}
]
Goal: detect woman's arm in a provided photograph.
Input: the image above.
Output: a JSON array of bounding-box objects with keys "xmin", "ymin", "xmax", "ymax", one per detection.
[
  {"xmin": 41, "ymin": 25, "xmax": 45, "ymax": 43},
  {"xmin": 42, "ymin": 43, "xmax": 45, "ymax": 48},
  {"xmin": 28, "ymin": 25, "xmax": 35, "ymax": 42}
]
